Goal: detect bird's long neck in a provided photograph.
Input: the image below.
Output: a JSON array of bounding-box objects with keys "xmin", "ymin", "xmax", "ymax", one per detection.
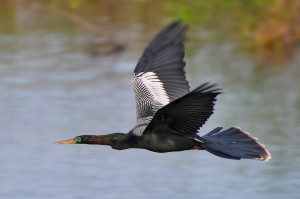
[
  {"xmin": 81, "ymin": 135, "xmax": 113, "ymax": 145},
  {"xmin": 81, "ymin": 133, "xmax": 137, "ymax": 150}
]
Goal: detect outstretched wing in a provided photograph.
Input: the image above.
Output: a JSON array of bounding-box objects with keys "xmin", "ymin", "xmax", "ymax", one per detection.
[
  {"xmin": 144, "ymin": 83, "xmax": 222, "ymax": 136},
  {"xmin": 132, "ymin": 21, "xmax": 190, "ymax": 129}
]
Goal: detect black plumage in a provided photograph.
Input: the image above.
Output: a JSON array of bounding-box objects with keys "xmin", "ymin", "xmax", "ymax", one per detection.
[{"xmin": 55, "ymin": 21, "xmax": 271, "ymax": 161}]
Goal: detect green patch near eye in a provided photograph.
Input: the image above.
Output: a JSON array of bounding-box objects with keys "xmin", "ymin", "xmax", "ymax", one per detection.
[{"xmin": 75, "ymin": 137, "xmax": 81, "ymax": 143}]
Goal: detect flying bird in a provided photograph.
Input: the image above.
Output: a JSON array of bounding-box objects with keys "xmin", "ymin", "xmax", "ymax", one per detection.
[{"xmin": 55, "ymin": 21, "xmax": 271, "ymax": 161}]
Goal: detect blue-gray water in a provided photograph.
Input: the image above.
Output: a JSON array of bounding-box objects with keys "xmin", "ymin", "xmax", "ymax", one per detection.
[{"xmin": 1, "ymin": 12, "xmax": 300, "ymax": 199}]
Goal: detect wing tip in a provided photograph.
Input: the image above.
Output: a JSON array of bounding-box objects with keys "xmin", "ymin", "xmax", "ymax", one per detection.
[
  {"xmin": 134, "ymin": 20, "xmax": 188, "ymax": 74},
  {"xmin": 164, "ymin": 19, "xmax": 188, "ymax": 30},
  {"xmin": 193, "ymin": 82, "xmax": 223, "ymax": 95}
]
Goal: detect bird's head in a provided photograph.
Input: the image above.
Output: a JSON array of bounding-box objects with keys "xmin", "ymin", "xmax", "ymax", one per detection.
[{"xmin": 54, "ymin": 133, "xmax": 128, "ymax": 149}]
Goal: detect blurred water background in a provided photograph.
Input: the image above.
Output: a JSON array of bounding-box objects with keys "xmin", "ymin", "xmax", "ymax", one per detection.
[{"xmin": 0, "ymin": 0, "xmax": 299, "ymax": 199}]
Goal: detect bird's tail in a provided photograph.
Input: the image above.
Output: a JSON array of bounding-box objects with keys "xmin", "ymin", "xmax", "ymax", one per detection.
[{"xmin": 200, "ymin": 127, "xmax": 271, "ymax": 161}]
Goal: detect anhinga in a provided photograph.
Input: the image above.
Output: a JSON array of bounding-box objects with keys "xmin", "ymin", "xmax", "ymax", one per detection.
[{"xmin": 55, "ymin": 21, "xmax": 271, "ymax": 161}]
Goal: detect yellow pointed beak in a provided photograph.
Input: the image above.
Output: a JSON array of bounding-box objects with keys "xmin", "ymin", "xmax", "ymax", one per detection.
[{"xmin": 54, "ymin": 139, "xmax": 76, "ymax": 144}]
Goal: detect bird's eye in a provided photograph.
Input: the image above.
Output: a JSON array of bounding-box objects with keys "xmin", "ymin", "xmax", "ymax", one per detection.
[{"xmin": 75, "ymin": 137, "xmax": 81, "ymax": 143}]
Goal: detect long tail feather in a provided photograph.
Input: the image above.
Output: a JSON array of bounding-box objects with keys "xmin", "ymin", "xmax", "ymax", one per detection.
[{"xmin": 200, "ymin": 127, "xmax": 271, "ymax": 161}]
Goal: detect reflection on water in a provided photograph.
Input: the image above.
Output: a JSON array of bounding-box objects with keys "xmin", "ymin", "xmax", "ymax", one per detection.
[{"xmin": 1, "ymin": 5, "xmax": 300, "ymax": 199}]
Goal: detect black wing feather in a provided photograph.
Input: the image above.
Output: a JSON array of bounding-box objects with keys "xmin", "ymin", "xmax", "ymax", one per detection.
[
  {"xmin": 133, "ymin": 21, "xmax": 190, "ymax": 102},
  {"xmin": 145, "ymin": 83, "xmax": 222, "ymax": 135}
]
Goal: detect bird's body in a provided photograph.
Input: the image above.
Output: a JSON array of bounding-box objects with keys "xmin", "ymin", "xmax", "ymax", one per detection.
[
  {"xmin": 56, "ymin": 21, "xmax": 271, "ymax": 161},
  {"xmin": 132, "ymin": 130, "xmax": 200, "ymax": 153}
]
